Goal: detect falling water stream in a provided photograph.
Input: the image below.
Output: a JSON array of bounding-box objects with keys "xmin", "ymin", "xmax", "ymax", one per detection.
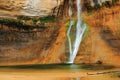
[{"xmin": 67, "ymin": 0, "xmax": 86, "ymax": 63}]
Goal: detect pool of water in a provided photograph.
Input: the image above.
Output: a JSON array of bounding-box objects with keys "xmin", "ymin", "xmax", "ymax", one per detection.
[
  {"xmin": 0, "ymin": 64, "xmax": 120, "ymax": 80},
  {"xmin": 0, "ymin": 63, "xmax": 116, "ymax": 70}
]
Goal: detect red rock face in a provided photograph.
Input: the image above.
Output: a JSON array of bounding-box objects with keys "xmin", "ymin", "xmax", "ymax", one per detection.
[
  {"xmin": 0, "ymin": 22, "xmax": 60, "ymax": 64},
  {"xmin": 75, "ymin": 1, "xmax": 120, "ymax": 66},
  {"xmin": 0, "ymin": 0, "xmax": 120, "ymax": 66},
  {"xmin": 0, "ymin": 0, "xmax": 68, "ymax": 65}
]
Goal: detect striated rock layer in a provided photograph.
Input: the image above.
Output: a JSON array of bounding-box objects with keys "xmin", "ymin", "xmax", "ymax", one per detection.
[
  {"xmin": 75, "ymin": 0, "xmax": 120, "ymax": 66},
  {"xmin": 0, "ymin": 0, "xmax": 120, "ymax": 66},
  {"xmin": 0, "ymin": 0, "xmax": 64, "ymax": 17},
  {"xmin": 0, "ymin": 0, "xmax": 68, "ymax": 65}
]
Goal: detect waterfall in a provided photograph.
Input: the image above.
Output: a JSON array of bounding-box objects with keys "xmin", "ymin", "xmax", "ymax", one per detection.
[
  {"xmin": 67, "ymin": 0, "xmax": 86, "ymax": 63},
  {"xmin": 67, "ymin": 0, "xmax": 74, "ymax": 63}
]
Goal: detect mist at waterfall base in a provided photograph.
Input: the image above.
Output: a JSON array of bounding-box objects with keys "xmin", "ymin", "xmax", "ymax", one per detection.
[{"xmin": 67, "ymin": 0, "xmax": 86, "ymax": 63}]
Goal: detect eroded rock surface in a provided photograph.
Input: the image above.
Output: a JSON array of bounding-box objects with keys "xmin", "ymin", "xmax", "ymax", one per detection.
[{"xmin": 0, "ymin": 0, "xmax": 64, "ymax": 17}]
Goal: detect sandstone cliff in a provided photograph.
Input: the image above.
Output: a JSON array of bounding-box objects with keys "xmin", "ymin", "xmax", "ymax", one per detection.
[
  {"xmin": 0, "ymin": 0, "xmax": 64, "ymax": 17},
  {"xmin": 75, "ymin": 0, "xmax": 120, "ymax": 66},
  {"xmin": 0, "ymin": 0, "xmax": 67, "ymax": 65},
  {"xmin": 0, "ymin": 0, "xmax": 120, "ymax": 66}
]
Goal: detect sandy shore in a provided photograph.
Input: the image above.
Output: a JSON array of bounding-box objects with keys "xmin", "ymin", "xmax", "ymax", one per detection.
[{"xmin": 0, "ymin": 67, "xmax": 120, "ymax": 80}]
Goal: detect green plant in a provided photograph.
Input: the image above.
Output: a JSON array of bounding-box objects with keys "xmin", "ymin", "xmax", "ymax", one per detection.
[
  {"xmin": 18, "ymin": 16, "xmax": 31, "ymax": 20},
  {"xmin": 65, "ymin": 21, "xmax": 70, "ymax": 30},
  {"xmin": 1, "ymin": 19, "xmax": 10, "ymax": 24},
  {"xmin": 118, "ymin": 18, "xmax": 120, "ymax": 22},
  {"xmin": 117, "ymin": 26, "xmax": 120, "ymax": 35},
  {"xmin": 65, "ymin": 20, "xmax": 77, "ymax": 31},
  {"xmin": 32, "ymin": 17, "xmax": 38, "ymax": 24},
  {"xmin": 65, "ymin": 20, "xmax": 77, "ymax": 51},
  {"xmin": 40, "ymin": 16, "xmax": 55, "ymax": 24},
  {"xmin": 84, "ymin": 23, "xmax": 90, "ymax": 34},
  {"xmin": 0, "ymin": 19, "xmax": 30, "ymax": 30}
]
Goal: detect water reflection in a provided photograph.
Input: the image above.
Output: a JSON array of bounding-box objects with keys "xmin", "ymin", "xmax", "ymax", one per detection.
[
  {"xmin": 0, "ymin": 64, "xmax": 119, "ymax": 80},
  {"xmin": 75, "ymin": 78, "xmax": 81, "ymax": 80}
]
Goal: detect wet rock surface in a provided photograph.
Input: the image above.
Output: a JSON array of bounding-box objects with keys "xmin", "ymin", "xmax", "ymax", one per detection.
[
  {"xmin": 0, "ymin": 23, "xmax": 59, "ymax": 63},
  {"xmin": 100, "ymin": 27, "xmax": 120, "ymax": 53}
]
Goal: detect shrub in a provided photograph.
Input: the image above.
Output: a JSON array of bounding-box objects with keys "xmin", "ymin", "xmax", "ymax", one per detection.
[{"xmin": 40, "ymin": 16, "xmax": 56, "ymax": 24}]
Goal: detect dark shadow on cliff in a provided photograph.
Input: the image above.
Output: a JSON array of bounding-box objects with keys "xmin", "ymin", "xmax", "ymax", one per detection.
[{"xmin": 100, "ymin": 26, "xmax": 120, "ymax": 53}]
